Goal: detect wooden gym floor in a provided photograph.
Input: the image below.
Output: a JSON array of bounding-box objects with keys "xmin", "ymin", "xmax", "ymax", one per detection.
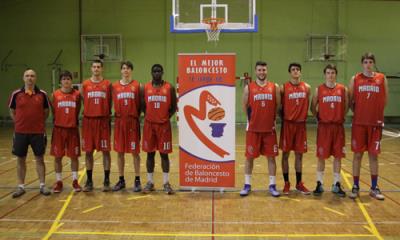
[{"xmin": 0, "ymin": 124, "xmax": 399, "ymax": 240}]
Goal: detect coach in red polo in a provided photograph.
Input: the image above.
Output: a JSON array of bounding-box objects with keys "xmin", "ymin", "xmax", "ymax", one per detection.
[{"xmin": 8, "ymin": 69, "xmax": 51, "ymax": 198}]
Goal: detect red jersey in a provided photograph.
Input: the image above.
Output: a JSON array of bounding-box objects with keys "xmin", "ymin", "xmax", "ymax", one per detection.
[
  {"xmin": 282, "ymin": 81, "xmax": 309, "ymax": 122},
  {"xmin": 112, "ymin": 80, "xmax": 140, "ymax": 118},
  {"xmin": 82, "ymin": 79, "xmax": 112, "ymax": 117},
  {"xmin": 246, "ymin": 81, "xmax": 277, "ymax": 132},
  {"xmin": 52, "ymin": 89, "xmax": 81, "ymax": 128},
  {"xmin": 144, "ymin": 81, "xmax": 172, "ymax": 123},
  {"xmin": 353, "ymin": 72, "xmax": 386, "ymax": 126},
  {"xmin": 317, "ymin": 83, "xmax": 346, "ymax": 124},
  {"xmin": 8, "ymin": 86, "xmax": 49, "ymax": 134}
]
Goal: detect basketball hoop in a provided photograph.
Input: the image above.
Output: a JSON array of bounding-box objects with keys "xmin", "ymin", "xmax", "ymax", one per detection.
[{"xmin": 202, "ymin": 18, "xmax": 225, "ymax": 42}]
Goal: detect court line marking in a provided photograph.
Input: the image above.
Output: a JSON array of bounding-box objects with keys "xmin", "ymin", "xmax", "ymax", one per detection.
[
  {"xmin": 42, "ymin": 168, "xmax": 86, "ymax": 240},
  {"xmin": 126, "ymin": 195, "xmax": 151, "ymax": 201},
  {"xmin": 280, "ymin": 196, "xmax": 301, "ymax": 202},
  {"xmin": 54, "ymin": 231, "xmax": 375, "ymax": 238},
  {"xmin": 323, "ymin": 207, "xmax": 345, "ymax": 216},
  {"xmin": 82, "ymin": 204, "xmax": 103, "ymax": 214},
  {"xmin": 4, "ymin": 217, "xmax": 400, "ymax": 225},
  {"xmin": 341, "ymin": 170, "xmax": 383, "ymax": 240}
]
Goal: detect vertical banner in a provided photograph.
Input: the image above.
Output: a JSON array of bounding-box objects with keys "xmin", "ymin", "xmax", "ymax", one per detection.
[{"xmin": 178, "ymin": 53, "xmax": 236, "ymax": 189}]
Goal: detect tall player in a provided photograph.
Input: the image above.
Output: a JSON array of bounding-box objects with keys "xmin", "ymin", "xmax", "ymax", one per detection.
[
  {"xmin": 81, "ymin": 60, "xmax": 112, "ymax": 192},
  {"xmin": 142, "ymin": 64, "xmax": 177, "ymax": 194},
  {"xmin": 240, "ymin": 61, "xmax": 281, "ymax": 197},
  {"xmin": 349, "ymin": 53, "xmax": 388, "ymax": 200},
  {"xmin": 112, "ymin": 61, "xmax": 142, "ymax": 192},
  {"xmin": 279, "ymin": 63, "xmax": 311, "ymax": 195},
  {"xmin": 311, "ymin": 64, "xmax": 348, "ymax": 197},
  {"xmin": 51, "ymin": 71, "xmax": 82, "ymax": 193}
]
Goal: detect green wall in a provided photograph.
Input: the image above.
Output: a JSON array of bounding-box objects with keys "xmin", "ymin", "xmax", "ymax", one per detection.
[{"xmin": 1, "ymin": 0, "xmax": 399, "ymax": 122}]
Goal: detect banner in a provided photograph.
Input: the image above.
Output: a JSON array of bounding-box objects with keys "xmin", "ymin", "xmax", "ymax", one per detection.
[{"xmin": 178, "ymin": 53, "xmax": 236, "ymax": 189}]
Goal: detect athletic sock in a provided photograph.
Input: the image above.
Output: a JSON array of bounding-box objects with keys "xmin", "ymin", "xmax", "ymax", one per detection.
[
  {"xmin": 163, "ymin": 172, "xmax": 169, "ymax": 184},
  {"xmin": 283, "ymin": 173, "xmax": 289, "ymax": 182},
  {"xmin": 56, "ymin": 172, "xmax": 62, "ymax": 181},
  {"xmin": 353, "ymin": 176, "xmax": 360, "ymax": 187},
  {"xmin": 296, "ymin": 172, "xmax": 302, "ymax": 185},
  {"xmin": 104, "ymin": 170, "xmax": 110, "ymax": 182},
  {"xmin": 86, "ymin": 170, "xmax": 93, "ymax": 182},
  {"xmin": 72, "ymin": 171, "xmax": 78, "ymax": 180},
  {"xmin": 147, "ymin": 172, "xmax": 154, "ymax": 183},
  {"xmin": 245, "ymin": 174, "xmax": 251, "ymax": 185},
  {"xmin": 371, "ymin": 175, "xmax": 378, "ymax": 189},
  {"xmin": 317, "ymin": 171, "xmax": 324, "ymax": 184}
]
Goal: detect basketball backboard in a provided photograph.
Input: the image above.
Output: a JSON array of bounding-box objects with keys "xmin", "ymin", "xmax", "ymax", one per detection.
[{"xmin": 171, "ymin": 0, "xmax": 257, "ymax": 33}]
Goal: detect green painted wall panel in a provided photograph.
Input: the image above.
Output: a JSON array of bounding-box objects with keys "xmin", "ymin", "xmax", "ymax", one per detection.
[{"xmin": 0, "ymin": 0, "xmax": 399, "ymax": 120}]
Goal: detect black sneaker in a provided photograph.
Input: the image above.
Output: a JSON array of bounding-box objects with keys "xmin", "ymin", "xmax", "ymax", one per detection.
[
  {"xmin": 143, "ymin": 181, "xmax": 155, "ymax": 194},
  {"xmin": 83, "ymin": 181, "xmax": 93, "ymax": 192},
  {"xmin": 349, "ymin": 184, "xmax": 360, "ymax": 199},
  {"xmin": 133, "ymin": 180, "xmax": 142, "ymax": 192},
  {"xmin": 313, "ymin": 181, "xmax": 324, "ymax": 196},
  {"xmin": 12, "ymin": 187, "xmax": 26, "ymax": 198},
  {"xmin": 163, "ymin": 182, "xmax": 174, "ymax": 195},
  {"xmin": 103, "ymin": 179, "xmax": 111, "ymax": 192},
  {"xmin": 112, "ymin": 180, "xmax": 126, "ymax": 191},
  {"xmin": 331, "ymin": 182, "xmax": 346, "ymax": 197},
  {"xmin": 40, "ymin": 186, "xmax": 51, "ymax": 196}
]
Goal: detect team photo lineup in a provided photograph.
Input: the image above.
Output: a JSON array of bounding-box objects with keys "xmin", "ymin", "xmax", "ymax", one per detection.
[
  {"xmin": 8, "ymin": 52, "xmax": 388, "ymax": 203},
  {"xmin": 2, "ymin": 0, "xmax": 400, "ymax": 239}
]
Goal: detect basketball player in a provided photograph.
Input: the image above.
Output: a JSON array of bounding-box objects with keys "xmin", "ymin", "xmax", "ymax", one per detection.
[
  {"xmin": 142, "ymin": 64, "xmax": 177, "ymax": 194},
  {"xmin": 51, "ymin": 71, "xmax": 82, "ymax": 193},
  {"xmin": 240, "ymin": 61, "xmax": 281, "ymax": 197},
  {"xmin": 279, "ymin": 63, "xmax": 311, "ymax": 195},
  {"xmin": 311, "ymin": 64, "xmax": 348, "ymax": 197},
  {"xmin": 81, "ymin": 60, "xmax": 112, "ymax": 192},
  {"xmin": 9, "ymin": 69, "xmax": 51, "ymax": 197},
  {"xmin": 112, "ymin": 61, "xmax": 142, "ymax": 192},
  {"xmin": 349, "ymin": 53, "xmax": 388, "ymax": 200}
]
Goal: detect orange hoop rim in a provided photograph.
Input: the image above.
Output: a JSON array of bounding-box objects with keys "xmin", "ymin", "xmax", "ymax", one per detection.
[{"xmin": 202, "ymin": 17, "xmax": 225, "ymax": 31}]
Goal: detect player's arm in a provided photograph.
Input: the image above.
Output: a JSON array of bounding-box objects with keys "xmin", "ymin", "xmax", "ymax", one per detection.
[
  {"xmin": 384, "ymin": 76, "xmax": 389, "ymax": 107},
  {"xmin": 77, "ymin": 93, "xmax": 82, "ymax": 115},
  {"xmin": 8, "ymin": 93, "xmax": 16, "ymax": 121},
  {"xmin": 242, "ymin": 84, "xmax": 249, "ymax": 115},
  {"xmin": 43, "ymin": 93, "xmax": 50, "ymax": 120},
  {"xmin": 136, "ymin": 83, "xmax": 142, "ymax": 117},
  {"xmin": 275, "ymin": 83, "xmax": 281, "ymax": 115},
  {"xmin": 108, "ymin": 83, "xmax": 112, "ymax": 115},
  {"xmin": 50, "ymin": 93, "xmax": 55, "ymax": 116},
  {"xmin": 169, "ymin": 85, "xmax": 177, "ymax": 118},
  {"xmin": 310, "ymin": 87, "xmax": 318, "ymax": 117},
  {"xmin": 344, "ymin": 86, "xmax": 349, "ymax": 115},
  {"xmin": 278, "ymin": 84, "xmax": 284, "ymax": 119},
  {"xmin": 9, "ymin": 109, "xmax": 15, "ymax": 121},
  {"xmin": 348, "ymin": 76, "xmax": 355, "ymax": 112},
  {"xmin": 140, "ymin": 84, "xmax": 146, "ymax": 114}
]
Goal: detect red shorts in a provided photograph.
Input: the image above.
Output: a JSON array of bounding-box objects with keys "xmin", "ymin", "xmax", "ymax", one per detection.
[
  {"xmin": 351, "ymin": 124, "xmax": 382, "ymax": 155},
  {"xmin": 316, "ymin": 122, "xmax": 345, "ymax": 159},
  {"xmin": 246, "ymin": 130, "xmax": 278, "ymax": 158},
  {"xmin": 113, "ymin": 117, "xmax": 140, "ymax": 154},
  {"xmin": 50, "ymin": 126, "xmax": 80, "ymax": 158},
  {"xmin": 279, "ymin": 121, "xmax": 307, "ymax": 153},
  {"xmin": 82, "ymin": 117, "xmax": 111, "ymax": 152},
  {"xmin": 142, "ymin": 120, "xmax": 172, "ymax": 154}
]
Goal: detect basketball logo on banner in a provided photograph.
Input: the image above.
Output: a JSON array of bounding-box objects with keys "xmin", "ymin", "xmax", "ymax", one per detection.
[{"xmin": 184, "ymin": 90, "xmax": 229, "ymax": 158}]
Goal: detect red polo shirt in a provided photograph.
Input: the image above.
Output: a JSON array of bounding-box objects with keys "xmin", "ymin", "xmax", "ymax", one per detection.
[{"xmin": 8, "ymin": 86, "xmax": 49, "ymax": 134}]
